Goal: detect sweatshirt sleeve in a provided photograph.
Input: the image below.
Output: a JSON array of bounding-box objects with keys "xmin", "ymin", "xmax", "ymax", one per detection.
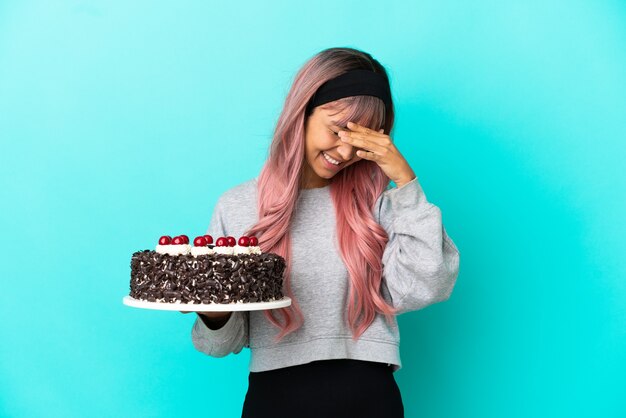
[
  {"xmin": 190, "ymin": 195, "xmax": 250, "ymax": 357},
  {"xmin": 192, "ymin": 310, "xmax": 249, "ymax": 357},
  {"xmin": 374, "ymin": 177, "xmax": 460, "ymax": 315}
]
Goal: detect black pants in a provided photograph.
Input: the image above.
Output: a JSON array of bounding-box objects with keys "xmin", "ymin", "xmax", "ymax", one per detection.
[{"xmin": 241, "ymin": 359, "xmax": 404, "ymax": 418}]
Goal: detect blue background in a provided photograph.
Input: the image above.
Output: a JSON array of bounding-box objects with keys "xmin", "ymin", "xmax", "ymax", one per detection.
[{"xmin": 1, "ymin": 1, "xmax": 624, "ymax": 417}]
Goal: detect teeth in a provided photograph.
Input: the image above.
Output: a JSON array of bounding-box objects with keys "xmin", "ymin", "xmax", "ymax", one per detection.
[{"xmin": 322, "ymin": 151, "xmax": 340, "ymax": 165}]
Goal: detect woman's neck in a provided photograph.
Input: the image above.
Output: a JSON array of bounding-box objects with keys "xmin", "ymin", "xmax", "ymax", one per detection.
[{"xmin": 299, "ymin": 171, "xmax": 330, "ymax": 189}]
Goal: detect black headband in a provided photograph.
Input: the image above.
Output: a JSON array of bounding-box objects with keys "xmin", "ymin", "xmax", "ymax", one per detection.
[{"xmin": 305, "ymin": 69, "xmax": 392, "ymax": 115}]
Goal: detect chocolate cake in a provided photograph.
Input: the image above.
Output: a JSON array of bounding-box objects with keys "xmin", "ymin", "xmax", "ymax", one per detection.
[{"xmin": 129, "ymin": 234, "xmax": 286, "ymax": 304}]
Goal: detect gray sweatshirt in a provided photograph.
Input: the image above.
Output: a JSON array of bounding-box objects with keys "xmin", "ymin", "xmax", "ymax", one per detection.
[{"xmin": 191, "ymin": 176, "xmax": 460, "ymax": 373}]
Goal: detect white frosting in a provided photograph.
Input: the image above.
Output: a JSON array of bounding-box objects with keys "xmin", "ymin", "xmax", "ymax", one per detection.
[
  {"xmin": 214, "ymin": 245, "xmax": 262, "ymax": 255},
  {"xmin": 191, "ymin": 246, "xmax": 215, "ymax": 257},
  {"xmin": 156, "ymin": 243, "xmax": 262, "ymax": 256},
  {"xmin": 156, "ymin": 244, "xmax": 191, "ymax": 255},
  {"xmin": 213, "ymin": 246, "xmax": 234, "ymax": 255},
  {"xmin": 233, "ymin": 245, "xmax": 251, "ymax": 255}
]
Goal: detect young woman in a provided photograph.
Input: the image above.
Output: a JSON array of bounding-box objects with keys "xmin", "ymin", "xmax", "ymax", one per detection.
[{"xmin": 185, "ymin": 47, "xmax": 460, "ymax": 418}]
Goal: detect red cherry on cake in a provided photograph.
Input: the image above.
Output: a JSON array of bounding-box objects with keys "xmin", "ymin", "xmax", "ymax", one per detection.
[
  {"xmin": 238, "ymin": 236, "xmax": 250, "ymax": 247},
  {"xmin": 215, "ymin": 237, "xmax": 228, "ymax": 247},
  {"xmin": 203, "ymin": 235, "xmax": 213, "ymax": 245},
  {"xmin": 179, "ymin": 234, "xmax": 189, "ymax": 244},
  {"xmin": 249, "ymin": 236, "xmax": 258, "ymax": 246},
  {"xmin": 172, "ymin": 236, "xmax": 184, "ymax": 245},
  {"xmin": 193, "ymin": 236, "xmax": 207, "ymax": 247},
  {"xmin": 226, "ymin": 236, "xmax": 236, "ymax": 247},
  {"xmin": 158, "ymin": 235, "xmax": 172, "ymax": 245}
]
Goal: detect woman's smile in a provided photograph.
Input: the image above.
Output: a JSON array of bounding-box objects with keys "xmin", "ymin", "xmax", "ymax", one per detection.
[{"xmin": 320, "ymin": 150, "xmax": 343, "ymax": 170}]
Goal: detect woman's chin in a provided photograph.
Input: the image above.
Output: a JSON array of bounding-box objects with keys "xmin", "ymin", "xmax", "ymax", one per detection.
[{"xmin": 314, "ymin": 170, "xmax": 335, "ymax": 179}]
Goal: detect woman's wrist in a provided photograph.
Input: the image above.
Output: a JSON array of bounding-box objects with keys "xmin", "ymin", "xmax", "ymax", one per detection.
[{"xmin": 394, "ymin": 175, "xmax": 417, "ymax": 189}]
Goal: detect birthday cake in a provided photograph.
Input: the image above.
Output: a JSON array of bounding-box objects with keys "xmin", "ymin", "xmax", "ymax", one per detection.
[{"xmin": 129, "ymin": 234, "xmax": 286, "ymax": 304}]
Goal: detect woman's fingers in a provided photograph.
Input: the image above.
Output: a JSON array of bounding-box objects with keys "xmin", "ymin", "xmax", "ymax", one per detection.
[
  {"xmin": 356, "ymin": 128, "xmax": 385, "ymax": 161},
  {"xmin": 346, "ymin": 121, "xmax": 387, "ymax": 137},
  {"xmin": 338, "ymin": 130, "xmax": 386, "ymax": 154},
  {"xmin": 339, "ymin": 128, "xmax": 388, "ymax": 145},
  {"xmin": 338, "ymin": 122, "xmax": 391, "ymax": 155},
  {"xmin": 356, "ymin": 149, "xmax": 380, "ymax": 160}
]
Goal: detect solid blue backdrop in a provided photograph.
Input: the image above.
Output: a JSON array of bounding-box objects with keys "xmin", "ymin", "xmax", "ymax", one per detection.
[{"xmin": 1, "ymin": 1, "xmax": 624, "ymax": 417}]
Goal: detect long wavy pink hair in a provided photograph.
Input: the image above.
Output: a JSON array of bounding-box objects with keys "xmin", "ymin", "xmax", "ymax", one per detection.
[{"xmin": 244, "ymin": 47, "xmax": 399, "ymax": 342}]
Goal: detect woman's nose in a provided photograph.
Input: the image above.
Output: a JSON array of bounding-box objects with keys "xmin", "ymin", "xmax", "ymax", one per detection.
[{"xmin": 337, "ymin": 143, "xmax": 357, "ymax": 161}]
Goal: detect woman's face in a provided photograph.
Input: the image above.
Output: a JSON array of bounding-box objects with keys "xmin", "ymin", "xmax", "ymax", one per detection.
[{"xmin": 301, "ymin": 106, "xmax": 364, "ymax": 189}]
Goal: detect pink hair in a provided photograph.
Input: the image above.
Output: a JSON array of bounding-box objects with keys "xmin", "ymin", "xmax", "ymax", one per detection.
[{"xmin": 244, "ymin": 47, "xmax": 398, "ymax": 342}]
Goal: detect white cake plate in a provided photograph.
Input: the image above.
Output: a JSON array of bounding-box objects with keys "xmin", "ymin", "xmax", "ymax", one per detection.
[{"xmin": 122, "ymin": 295, "xmax": 291, "ymax": 312}]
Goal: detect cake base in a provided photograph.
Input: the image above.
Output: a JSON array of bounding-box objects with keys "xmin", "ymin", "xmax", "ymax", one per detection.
[{"xmin": 122, "ymin": 295, "xmax": 292, "ymax": 311}]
